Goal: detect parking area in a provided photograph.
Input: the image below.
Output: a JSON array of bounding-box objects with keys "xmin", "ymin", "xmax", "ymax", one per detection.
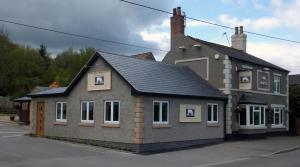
[{"xmin": 1, "ymin": 122, "xmax": 300, "ymax": 167}]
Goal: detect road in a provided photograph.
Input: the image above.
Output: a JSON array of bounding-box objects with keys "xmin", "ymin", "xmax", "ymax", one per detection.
[{"xmin": 0, "ymin": 122, "xmax": 300, "ymax": 167}]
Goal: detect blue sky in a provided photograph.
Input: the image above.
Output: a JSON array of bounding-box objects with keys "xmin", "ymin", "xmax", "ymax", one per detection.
[
  {"xmin": 1, "ymin": 0, "xmax": 300, "ymax": 73},
  {"xmin": 139, "ymin": 0, "xmax": 300, "ymax": 73}
]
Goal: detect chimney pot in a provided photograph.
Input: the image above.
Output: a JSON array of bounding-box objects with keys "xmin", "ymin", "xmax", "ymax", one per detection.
[
  {"xmin": 173, "ymin": 8, "xmax": 176, "ymax": 16},
  {"xmin": 231, "ymin": 25, "xmax": 247, "ymax": 52},
  {"xmin": 177, "ymin": 7, "xmax": 181, "ymax": 15},
  {"xmin": 240, "ymin": 26, "xmax": 244, "ymax": 34},
  {"xmin": 235, "ymin": 27, "xmax": 239, "ymax": 35}
]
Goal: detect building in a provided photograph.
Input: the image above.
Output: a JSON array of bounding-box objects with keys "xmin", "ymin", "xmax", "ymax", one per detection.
[
  {"xmin": 163, "ymin": 7, "xmax": 289, "ymax": 138},
  {"xmin": 289, "ymin": 74, "xmax": 300, "ymax": 134},
  {"xmin": 28, "ymin": 52, "xmax": 227, "ymax": 153}
]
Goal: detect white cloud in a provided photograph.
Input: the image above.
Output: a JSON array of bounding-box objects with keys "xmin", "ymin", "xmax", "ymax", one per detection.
[
  {"xmin": 219, "ymin": 0, "xmax": 300, "ymax": 31},
  {"xmin": 218, "ymin": 14, "xmax": 280, "ymax": 31},
  {"xmin": 138, "ymin": 31, "xmax": 170, "ymax": 60},
  {"xmin": 272, "ymin": 0, "xmax": 300, "ymax": 29},
  {"xmin": 247, "ymin": 42, "xmax": 300, "ymax": 74}
]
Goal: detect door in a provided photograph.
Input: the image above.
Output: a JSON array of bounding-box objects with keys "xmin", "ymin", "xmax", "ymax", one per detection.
[{"xmin": 36, "ymin": 102, "xmax": 45, "ymax": 136}]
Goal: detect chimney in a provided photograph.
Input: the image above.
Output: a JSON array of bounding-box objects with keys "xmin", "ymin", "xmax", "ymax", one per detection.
[
  {"xmin": 49, "ymin": 81, "xmax": 60, "ymax": 88},
  {"xmin": 231, "ymin": 26, "xmax": 247, "ymax": 52},
  {"xmin": 170, "ymin": 7, "xmax": 185, "ymax": 49}
]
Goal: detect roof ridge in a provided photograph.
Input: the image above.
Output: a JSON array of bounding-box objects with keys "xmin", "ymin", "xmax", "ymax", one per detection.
[
  {"xmin": 99, "ymin": 51, "xmax": 186, "ymax": 69},
  {"xmin": 187, "ymin": 36, "xmax": 288, "ymax": 72}
]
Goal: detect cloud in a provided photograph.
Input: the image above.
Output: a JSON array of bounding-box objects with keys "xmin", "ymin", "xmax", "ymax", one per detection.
[
  {"xmin": 0, "ymin": 0, "xmax": 174, "ymax": 55},
  {"xmin": 247, "ymin": 42, "xmax": 300, "ymax": 74},
  {"xmin": 218, "ymin": 0, "xmax": 300, "ymax": 31},
  {"xmin": 218, "ymin": 14, "xmax": 280, "ymax": 31},
  {"xmin": 272, "ymin": 0, "xmax": 300, "ymax": 29}
]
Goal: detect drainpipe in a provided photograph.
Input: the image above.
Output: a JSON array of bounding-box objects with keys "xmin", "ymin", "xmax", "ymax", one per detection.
[{"xmin": 224, "ymin": 100, "xmax": 228, "ymax": 140}]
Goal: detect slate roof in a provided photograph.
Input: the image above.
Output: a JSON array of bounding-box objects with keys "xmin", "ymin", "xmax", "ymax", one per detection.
[
  {"xmin": 14, "ymin": 96, "xmax": 32, "ymax": 102},
  {"xmin": 29, "ymin": 52, "xmax": 226, "ymax": 99},
  {"xmin": 100, "ymin": 53, "xmax": 226, "ymax": 99},
  {"xmin": 188, "ymin": 36, "xmax": 289, "ymax": 72},
  {"xmin": 239, "ymin": 93, "xmax": 267, "ymax": 105},
  {"xmin": 289, "ymin": 74, "xmax": 300, "ymax": 85},
  {"xmin": 28, "ymin": 87, "xmax": 67, "ymax": 97}
]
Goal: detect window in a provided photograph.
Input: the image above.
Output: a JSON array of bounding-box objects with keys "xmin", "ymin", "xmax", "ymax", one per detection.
[
  {"xmin": 239, "ymin": 105, "xmax": 266, "ymax": 128},
  {"xmin": 56, "ymin": 102, "xmax": 67, "ymax": 122},
  {"xmin": 104, "ymin": 101, "xmax": 120, "ymax": 124},
  {"xmin": 81, "ymin": 101, "xmax": 94, "ymax": 123},
  {"xmin": 257, "ymin": 70, "xmax": 270, "ymax": 90},
  {"xmin": 153, "ymin": 101, "xmax": 169, "ymax": 124},
  {"xmin": 274, "ymin": 75, "xmax": 281, "ymax": 93},
  {"xmin": 272, "ymin": 107, "xmax": 284, "ymax": 125},
  {"xmin": 207, "ymin": 103, "xmax": 218, "ymax": 123}
]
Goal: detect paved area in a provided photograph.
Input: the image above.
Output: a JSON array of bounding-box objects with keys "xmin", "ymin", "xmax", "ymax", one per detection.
[{"xmin": 1, "ymin": 122, "xmax": 300, "ymax": 167}]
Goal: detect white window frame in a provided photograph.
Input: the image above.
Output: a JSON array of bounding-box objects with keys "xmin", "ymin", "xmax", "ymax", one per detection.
[
  {"xmin": 104, "ymin": 100, "xmax": 120, "ymax": 124},
  {"xmin": 81, "ymin": 101, "xmax": 94, "ymax": 123},
  {"xmin": 153, "ymin": 101, "xmax": 169, "ymax": 124},
  {"xmin": 56, "ymin": 102, "xmax": 67, "ymax": 122},
  {"xmin": 239, "ymin": 105, "xmax": 266, "ymax": 129},
  {"xmin": 273, "ymin": 74, "xmax": 281, "ymax": 94},
  {"xmin": 207, "ymin": 103, "xmax": 218, "ymax": 123},
  {"xmin": 272, "ymin": 107, "xmax": 284, "ymax": 127},
  {"xmin": 257, "ymin": 70, "xmax": 270, "ymax": 91}
]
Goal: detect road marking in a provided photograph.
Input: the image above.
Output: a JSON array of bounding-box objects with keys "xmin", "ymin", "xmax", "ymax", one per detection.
[
  {"xmin": 0, "ymin": 131, "xmax": 27, "ymax": 134},
  {"xmin": 193, "ymin": 157, "xmax": 250, "ymax": 167},
  {"xmin": 2, "ymin": 134, "xmax": 23, "ymax": 138}
]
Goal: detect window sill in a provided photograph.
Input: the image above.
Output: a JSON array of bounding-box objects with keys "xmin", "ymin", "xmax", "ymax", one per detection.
[
  {"xmin": 271, "ymin": 125, "xmax": 285, "ymax": 129},
  {"xmin": 53, "ymin": 121, "xmax": 67, "ymax": 126},
  {"xmin": 78, "ymin": 122, "xmax": 95, "ymax": 127},
  {"xmin": 207, "ymin": 122, "xmax": 220, "ymax": 127},
  {"xmin": 152, "ymin": 124, "xmax": 172, "ymax": 129},
  {"xmin": 239, "ymin": 125, "xmax": 267, "ymax": 130},
  {"xmin": 101, "ymin": 123, "xmax": 120, "ymax": 128}
]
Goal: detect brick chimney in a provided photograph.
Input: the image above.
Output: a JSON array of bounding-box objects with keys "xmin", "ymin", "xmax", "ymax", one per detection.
[
  {"xmin": 49, "ymin": 81, "xmax": 60, "ymax": 88},
  {"xmin": 231, "ymin": 26, "xmax": 247, "ymax": 52},
  {"xmin": 170, "ymin": 7, "xmax": 185, "ymax": 48}
]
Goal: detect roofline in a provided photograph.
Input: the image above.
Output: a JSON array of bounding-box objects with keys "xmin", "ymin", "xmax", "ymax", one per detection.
[
  {"xmin": 27, "ymin": 93, "xmax": 65, "ymax": 98},
  {"xmin": 132, "ymin": 90, "xmax": 227, "ymax": 101},
  {"xmin": 187, "ymin": 36, "xmax": 289, "ymax": 72}
]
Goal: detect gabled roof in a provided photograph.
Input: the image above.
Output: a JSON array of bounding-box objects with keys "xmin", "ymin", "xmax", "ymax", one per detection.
[
  {"xmin": 289, "ymin": 74, "xmax": 300, "ymax": 85},
  {"xmin": 28, "ymin": 87, "xmax": 67, "ymax": 97},
  {"xmin": 188, "ymin": 36, "xmax": 289, "ymax": 72},
  {"xmin": 29, "ymin": 52, "xmax": 226, "ymax": 99},
  {"xmin": 100, "ymin": 53, "xmax": 226, "ymax": 99},
  {"xmin": 131, "ymin": 52, "xmax": 156, "ymax": 61}
]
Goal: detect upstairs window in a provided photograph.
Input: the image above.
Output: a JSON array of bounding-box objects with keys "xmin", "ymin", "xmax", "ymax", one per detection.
[
  {"xmin": 104, "ymin": 101, "xmax": 120, "ymax": 124},
  {"xmin": 207, "ymin": 103, "xmax": 218, "ymax": 123},
  {"xmin": 274, "ymin": 75, "xmax": 281, "ymax": 94},
  {"xmin": 81, "ymin": 101, "xmax": 94, "ymax": 123},
  {"xmin": 153, "ymin": 101, "xmax": 169, "ymax": 124},
  {"xmin": 56, "ymin": 102, "xmax": 67, "ymax": 122}
]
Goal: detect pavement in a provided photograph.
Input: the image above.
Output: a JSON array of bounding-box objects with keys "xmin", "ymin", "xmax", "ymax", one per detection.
[{"xmin": 1, "ymin": 122, "xmax": 300, "ymax": 167}]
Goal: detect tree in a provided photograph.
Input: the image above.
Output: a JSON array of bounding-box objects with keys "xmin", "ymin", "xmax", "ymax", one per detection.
[{"xmin": 290, "ymin": 85, "xmax": 300, "ymax": 117}]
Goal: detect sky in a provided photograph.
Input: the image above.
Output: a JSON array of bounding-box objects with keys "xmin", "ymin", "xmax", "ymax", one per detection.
[{"xmin": 1, "ymin": 0, "xmax": 300, "ymax": 74}]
